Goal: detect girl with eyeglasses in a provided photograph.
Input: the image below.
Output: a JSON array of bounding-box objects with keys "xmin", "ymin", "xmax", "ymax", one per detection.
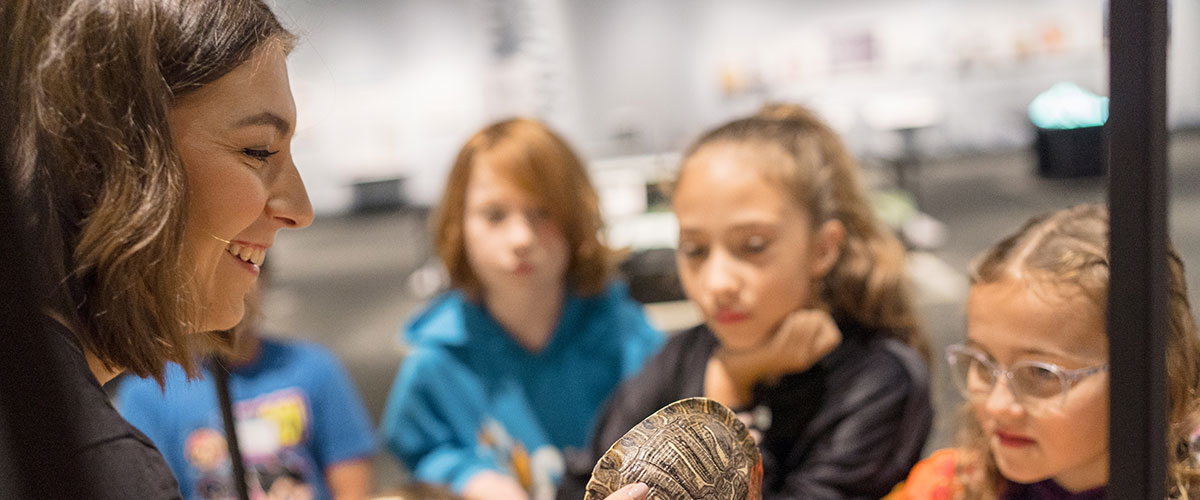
[{"xmin": 886, "ymin": 204, "xmax": 1200, "ymax": 499}]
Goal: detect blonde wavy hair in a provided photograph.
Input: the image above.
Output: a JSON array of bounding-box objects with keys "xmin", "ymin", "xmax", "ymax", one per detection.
[
  {"xmin": 957, "ymin": 203, "xmax": 1200, "ymax": 499},
  {"xmin": 676, "ymin": 103, "xmax": 930, "ymax": 360}
]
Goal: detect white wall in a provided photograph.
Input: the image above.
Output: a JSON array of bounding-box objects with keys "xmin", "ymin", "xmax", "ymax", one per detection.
[
  {"xmin": 559, "ymin": 0, "xmax": 699, "ymax": 157},
  {"xmin": 1170, "ymin": 0, "xmax": 1200, "ymax": 126},
  {"xmin": 271, "ymin": 0, "xmax": 1200, "ymax": 214},
  {"xmin": 274, "ymin": 0, "xmax": 492, "ymax": 212}
]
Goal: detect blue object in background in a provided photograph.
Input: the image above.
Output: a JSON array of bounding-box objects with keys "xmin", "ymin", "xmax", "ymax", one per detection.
[{"xmin": 1029, "ymin": 82, "xmax": 1109, "ymax": 130}]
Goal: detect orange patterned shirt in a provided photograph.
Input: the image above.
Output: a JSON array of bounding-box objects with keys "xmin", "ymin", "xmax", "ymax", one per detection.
[{"xmin": 883, "ymin": 449, "xmax": 961, "ymax": 500}]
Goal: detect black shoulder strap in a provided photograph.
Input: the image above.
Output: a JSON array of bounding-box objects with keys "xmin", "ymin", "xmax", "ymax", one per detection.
[{"xmin": 211, "ymin": 359, "xmax": 252, "ymax": 500}]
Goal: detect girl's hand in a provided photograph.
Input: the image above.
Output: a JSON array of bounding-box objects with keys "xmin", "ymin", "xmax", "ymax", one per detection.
[
  {"xmin": 707, "ymin": 309, "xmax": 842, "ymax": 408},
  {"xmin": 600, "ymin": 483, "xmax": 649, "ymax": 500},
  {"xmin": 461, "ymin": 470, "xmax": 530, "ymax": 500},
  {"xmin": 756, "ymin": 309, "xmax": 842, "ymax": 375}
]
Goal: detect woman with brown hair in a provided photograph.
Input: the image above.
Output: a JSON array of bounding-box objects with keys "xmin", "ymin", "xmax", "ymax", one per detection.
[
  {"xmin": 379, "ymin": 118, "xmax": 664, "ymax": 500},
  {"xmin": 3, "ymin": 0, "xmax": 312, "ymax": 497}
]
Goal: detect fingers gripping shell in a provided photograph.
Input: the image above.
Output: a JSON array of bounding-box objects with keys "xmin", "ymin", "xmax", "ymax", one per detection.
[{"xmin": 583, "ymin": 397, "xmax": 763, "ymax": 500}]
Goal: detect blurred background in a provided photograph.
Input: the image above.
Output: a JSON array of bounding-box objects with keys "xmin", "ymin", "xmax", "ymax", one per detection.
[{"xmin": 250, "ymin": 0, "xmax": 1200, "ymax": 489}]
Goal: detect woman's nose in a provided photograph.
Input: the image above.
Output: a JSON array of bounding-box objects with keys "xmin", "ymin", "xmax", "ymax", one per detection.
[{"xmin": 267, "ymin": 157, "xmax": 314, "ymax": 229}]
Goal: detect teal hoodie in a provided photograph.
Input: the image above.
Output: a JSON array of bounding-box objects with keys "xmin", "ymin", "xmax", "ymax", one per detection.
[{"xmin": 379, "ymin": 282, "xmax": 663, "ymax": 499}]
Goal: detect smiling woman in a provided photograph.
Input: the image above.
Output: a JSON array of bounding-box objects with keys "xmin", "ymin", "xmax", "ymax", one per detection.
[
  {"xmin": 3, "ymin": 0, "xmax": 311, "ymax": 497},
  {"xmin": 10, "ymin": 0, "xmax": 311, "ymax": 383},
  {"xmin": 170, "ymin": 43, "xmax": 312, "ymax": 333}
]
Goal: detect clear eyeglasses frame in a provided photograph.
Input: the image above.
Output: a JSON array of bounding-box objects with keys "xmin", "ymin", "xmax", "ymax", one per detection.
[{"xmin": 944, "ymin": 343, "xmax": 1109, "ymax": 410}]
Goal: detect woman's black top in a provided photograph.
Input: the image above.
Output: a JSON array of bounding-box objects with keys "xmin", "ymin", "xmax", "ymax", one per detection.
[{"xmin": 7, "ymin": 320, "xmax": 183, "ymax": 499}]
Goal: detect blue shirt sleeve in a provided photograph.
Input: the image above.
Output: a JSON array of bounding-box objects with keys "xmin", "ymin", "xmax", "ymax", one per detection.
[
  {"xmin": 306, "ymin": 345, "xmax": 377, "ymax": 468},
  {"xmin": 114, "ymin": 376, "xmax": 165, "ymax": 442},
  {"xmin": 379, "ymin": 347, "xmax": 501, "ymax": 493}
]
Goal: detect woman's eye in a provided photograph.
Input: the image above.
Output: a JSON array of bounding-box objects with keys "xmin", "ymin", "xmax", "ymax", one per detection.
[{"xmin": 242, "ymin": 147, "xmax": 278, "ymax": 163}]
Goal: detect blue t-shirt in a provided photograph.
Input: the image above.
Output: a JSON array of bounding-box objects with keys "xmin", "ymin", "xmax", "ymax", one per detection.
[
  {"xmin": 116, "ymin": 338, "xmax": 376, "ymax": 500},
  {"xmin": 379, "ymin": 282, "xmax": 663, "ymax": 500}
]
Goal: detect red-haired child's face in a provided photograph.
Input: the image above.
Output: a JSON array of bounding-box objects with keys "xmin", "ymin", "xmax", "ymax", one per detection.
[{"xmin": 462, "ymin": 157, "xmax": 569, "ymax": 301}]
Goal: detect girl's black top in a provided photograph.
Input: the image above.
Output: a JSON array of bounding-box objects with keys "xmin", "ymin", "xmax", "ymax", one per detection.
[{"xmin": 557, "ymin": 320, "xmax": 932, "ymax": 500}]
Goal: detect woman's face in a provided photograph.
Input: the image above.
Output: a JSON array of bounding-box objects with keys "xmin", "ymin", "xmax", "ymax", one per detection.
[
  {"xmin": 462, "ymin": 156, "xmax": 569, "ymax": 300},
  {"xmin": 672, "ymin": 143, "xmax": 836, "ymax": 351},
  {"xmin": 966, "ymin": 279, "xmax": 1109, "ymax": 492},
  {"xmin": 170, "ymin": 45, "xmax": 313, "ymax": 332}
]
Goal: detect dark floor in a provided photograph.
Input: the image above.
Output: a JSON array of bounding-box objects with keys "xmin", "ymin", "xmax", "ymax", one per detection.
[{"xmin": 260, "ymin": 130, "xmax": 1200, "ymax": 491}]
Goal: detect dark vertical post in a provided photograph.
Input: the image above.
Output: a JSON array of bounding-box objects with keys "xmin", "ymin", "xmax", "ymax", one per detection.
[{"xmin": 1107, "ymin": 0, "xmax": 1170, "ymax": 498}]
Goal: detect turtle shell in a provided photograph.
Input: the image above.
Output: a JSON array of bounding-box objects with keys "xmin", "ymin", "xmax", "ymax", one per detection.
[{"xmin": 583, "ymin": 397, "xmax": 763, "ymax": 500}]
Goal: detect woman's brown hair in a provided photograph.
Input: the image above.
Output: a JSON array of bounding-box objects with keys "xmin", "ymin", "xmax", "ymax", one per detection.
[
  {"xmin": 676, "ymin": 104, "xmax": 930, "ymax": 360},
  {"xmin": 6, "ymin": 0, "xmax": 294, "ymax": 383},
  {"xmin": 433, "ymin": 118, "xmax": 612, "ymax": 299},
  {"xmin": 958, "ymin": 203, "xmax": 1200, "ymax": 499}
]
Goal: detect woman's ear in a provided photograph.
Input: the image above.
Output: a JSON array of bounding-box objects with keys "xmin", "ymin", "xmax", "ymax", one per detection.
[{"xmin": 809, "ymin": 219, "xmax": 845, "ymax": 278}]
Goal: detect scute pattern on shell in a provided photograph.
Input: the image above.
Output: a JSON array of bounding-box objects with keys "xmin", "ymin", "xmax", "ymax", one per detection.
[{"xmin": 583, "ymin": 397, "xmax": 763, "ymax": 500}]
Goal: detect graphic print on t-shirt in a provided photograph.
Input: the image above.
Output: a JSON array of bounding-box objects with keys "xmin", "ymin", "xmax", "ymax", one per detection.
[
  {"xmin": 476, "ymin": 417, "xmax": 564, "ymax": 500},
  {"xmin": 182, "ymin": 387, "xmax": 317, "ymax": 500}
]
